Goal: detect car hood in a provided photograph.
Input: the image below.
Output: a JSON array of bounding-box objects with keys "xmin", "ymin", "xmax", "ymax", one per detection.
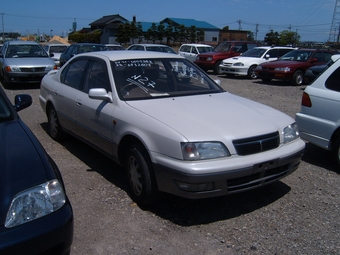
[
  {"xmin": 5, "ymin": 57, "xmax": 54, "ymax": 67},
  {"xmin": 0, "ymin": 120, "xmax": 48, "ymax": 224},
  {"xmin": 223, "ymin": 56, "xmax": 260, "ymax": 63},
  {"xmin": 126, "ymin": 92, "xmax": 294, "ymax": 141}
]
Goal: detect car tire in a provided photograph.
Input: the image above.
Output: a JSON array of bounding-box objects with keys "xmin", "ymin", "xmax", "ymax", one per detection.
[
  {"xmin": 292, "ymin": 70, "xmax": 304, "ymax": 86},
  {"xmin": 125, "ymin": 143, "xmax": 161, "ymax": 206},
  {"xmin": 332, "ymin": 137, "xmax": 340, "ymax": 171},
  {"xmin": 47, "ymin": 105, "xmax": 64, "ymax": 141},
  {"xmin": 247, "ymin": 65, "xmax": 257, "ymax": 79},
  {"xmin": 213, "ymin": 61, "xmax": 222, "ymax": 75}
]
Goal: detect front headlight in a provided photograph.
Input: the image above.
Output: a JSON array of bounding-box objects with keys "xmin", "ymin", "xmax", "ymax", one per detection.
[
  {"xmin": 275, "ymin": 67, "xmax": 291, "ymax": 72},
  {"xmin": 181, "ymin": 142, "xmax": 230, "ymax": 160},
  {"xmin": 45, "ymin": 65, "xmax": 56, "ymax": 71},
  {"xmin": 206, "ymin": 57, "xmax": 213, "ymax": 61},
  {"xmin": 5, "ymin": 179, "xmax": 66, "ymax": 228},
  {"xmin": 283, "ymin": 123, "xmax": 300, "ymax": 143},
  {"xmin": 233, "ymin": 62, "xmax": 244, "ymax": 66},
  {"xmin": 5, "ymin": 65, "xmax": 21, "ymax": 72},
  {"xmin": 305, "ymin": 69, "xmax": 312, "ymax": 75}
]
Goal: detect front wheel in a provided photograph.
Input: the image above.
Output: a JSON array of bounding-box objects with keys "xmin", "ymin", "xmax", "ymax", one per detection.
[
  {"xmin": 247, "ymin": 65, "xmax": 257, "ymax": 79},
  {"xmin": 292, "ymin": 70, "xmax": 304, "ymax": 86},
  {"xmin": 47, "ymin": 106, "xmax": 64, "ymax": 140},
  {"xmin": 213, "ymin": 61, "xmax": 222, "ymax": 75},
  {"xmin": 124, "ymin": 144, "xmax": 161, "ymax": 206}
]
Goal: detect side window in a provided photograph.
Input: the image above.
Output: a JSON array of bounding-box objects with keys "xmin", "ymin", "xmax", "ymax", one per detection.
[
  {"xmin": 324, "ymin": 53, "xmax": 333, "ymax": 62},
  {"xmin": 64, "ymin": 46, "xmax": 73, "ymax": 56},
  {"xmin": 180, "ymin": 45, "xmax": 189, "ymax": 53},
  {"xmin": 233, "ymin": 43, "xmax": 247, "ymax": 53},
  {"xmin": 313, "ymin": 52, "xmax": 323, "ymax": 62},
  {"xmin": 279, "ymin": 49, "xmax": 293, "ymax": 57},
  {"xmin": 83, "ymin": 60, "xmax": 111, "ymax": 93},
  {"xmin": 325, "ymin": 66, "xmax": 340, "ymax": 92},
  {"xmin": 267, "ymin": 49, "xmax": 279, "ymax": 58},
  {"xmin": 191, "ymin": 47, "xmax": 198, "ymax": 54},
  {"xmin": 60, "ymin": 59, "xmax": 88, "ymax": 90}
]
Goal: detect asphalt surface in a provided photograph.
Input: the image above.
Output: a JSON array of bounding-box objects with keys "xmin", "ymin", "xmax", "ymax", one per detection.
[{"xmin": 3, "ymin": 73, "xmax": 340, "ymax": 255}]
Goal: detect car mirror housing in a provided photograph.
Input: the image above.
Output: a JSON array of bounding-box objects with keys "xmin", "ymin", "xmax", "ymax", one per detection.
[
  {"xmin": 14, "ymin": 94, "xmax": 32, "ymax": 112},
  {"xmin": 88, "ymin": 88, "xmax": 113, "ymax": 102}
]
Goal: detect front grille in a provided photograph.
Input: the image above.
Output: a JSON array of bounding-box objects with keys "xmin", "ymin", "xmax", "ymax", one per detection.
[
  {"xmin": 20, "ymin": 67, "xmax": 46, "ymax": 72},
  {"xmin": 233, "ymin": 131, "xmax": 279, "ymax": 156}
]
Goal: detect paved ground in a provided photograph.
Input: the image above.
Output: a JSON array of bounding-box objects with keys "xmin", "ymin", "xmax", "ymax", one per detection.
[{"xmin": 3, "ymin": 73, "xmax": 340, "ymax": 255}]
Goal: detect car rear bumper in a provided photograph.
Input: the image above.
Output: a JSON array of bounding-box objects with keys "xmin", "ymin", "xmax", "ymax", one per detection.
[
  {"xmin": 152, "ymin": 145, "xmax": 305, "ymax": 199},
  {"xmin": 0, "ymin": 203, "xmax": 73, "ymax": 255}
]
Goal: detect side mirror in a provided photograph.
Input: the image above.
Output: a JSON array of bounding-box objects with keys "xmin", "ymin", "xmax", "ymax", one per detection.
[
  {"xmin": 49, "ymin": 53, "xmax": 54, "ymax": 57},
  {"xmin": 88, "ymin": 88, "xmax": 113, "ymax": 102},
  {"xmin": 14, "ymin": 94, "xmax": 32, "ymax": 112},
  {"xmin": 265, "ymin": 54, "xmax": 270, "ymax": 59}
]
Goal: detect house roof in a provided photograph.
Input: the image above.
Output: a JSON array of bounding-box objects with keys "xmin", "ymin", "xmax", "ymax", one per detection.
[
  {"xmin": 161, "ymin": 18, "xmax": 220, "ymax": 30},
  {"xmin": 90, "ymin": 14, "xmax": 128, "ymax": 26}
]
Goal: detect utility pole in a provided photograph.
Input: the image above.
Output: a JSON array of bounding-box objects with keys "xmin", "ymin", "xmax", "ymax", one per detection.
[
  {"xmin": 238, "ymin": 20, "xmax": 242, "ymax": 31},
  {"xmin": 255, "ymin": 24, "xmax": 259, "ymax": 41},
  {"xmin": 329, "ymin": 0, "xmax": 340, "ymax": 43}
]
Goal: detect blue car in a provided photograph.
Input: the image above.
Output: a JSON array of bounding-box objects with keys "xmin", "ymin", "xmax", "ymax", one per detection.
[{"xmin": 0, "ymin": 86, "xmax": 73, "ymax": 254}]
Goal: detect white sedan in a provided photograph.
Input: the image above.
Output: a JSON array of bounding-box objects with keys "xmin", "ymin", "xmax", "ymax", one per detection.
[{"xmin": 39, "ymin": 51, "xmax": 305, "ymax": 205}]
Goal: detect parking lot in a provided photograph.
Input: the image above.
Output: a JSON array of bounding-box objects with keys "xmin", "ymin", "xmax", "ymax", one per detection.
[{"xmin": 3, "ymin": 74, "xmax": 340, "ymax": 254}]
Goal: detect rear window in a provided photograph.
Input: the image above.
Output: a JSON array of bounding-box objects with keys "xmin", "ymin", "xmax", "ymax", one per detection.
[{"xmin": 325, "ymin": 66, "xmax": 340, "ymax": 92}]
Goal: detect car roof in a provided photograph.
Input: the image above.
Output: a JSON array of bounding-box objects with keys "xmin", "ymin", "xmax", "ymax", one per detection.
[
  {"xmin": 180, "ymin": 44, "xmax": 212, "ymax": 47},
  {"xmin": 253, "ymin": 46, "xmax": 295, "ymax": 50},
  {"xmin": 75, "ymin": 50, "xmax": 185, "ymax": 61},
  {"xmin": 130, "ymin": 44, "xmax": 171, "ymax": 47},
  {"xmin": 6, "ymin": 41, "xmax": 40, "ymax": 45}
]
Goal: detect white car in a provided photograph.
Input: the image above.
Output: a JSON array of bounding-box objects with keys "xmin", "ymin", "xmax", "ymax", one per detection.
[
  {"xmin": 39, "ymin": 51, "xmax": 305, "ymax": 205},
  {"xmin": 178, "ymin": 43, "xmax": 213, "ymax": 62},
  {"xmin": 219, "ymin": 46, "xmax": 295, "ymax": 79},
  {"xmin": 296, "ymin": 54, "xmax": 340, "ymax": 169},
  {"xmin": 126, "ymin": 44, "xmax": 177, "ymax": 54},
  {"xmin": 44, "ymin": 44, "xmax": 69, "ymax": 66}
]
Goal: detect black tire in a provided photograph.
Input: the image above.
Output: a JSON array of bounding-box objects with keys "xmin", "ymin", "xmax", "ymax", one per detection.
[
  {"xmin": 247, "ymin": 65, "xmax": 257, "ymax": 79},
  {"xmin": 213, "ymin": 61, "xmax": 222, "ymax": 75},
  {"xmin": 332, "ymin": 137, "xmax": 340, "ymax": 171},
  {"xmin": 124, "ymin": 144, "xmax": 160, "ymax": 206},
  {"xmin": 261, "ymin": 78, "xmax": 272, "ymax": 83},
  {"xmin": 47, "ymin": 105, "xmax": 64, "ymax": 140},
  {"xmin": 292, "ymin": 70, "xmax": 304, "ymax": 86}
]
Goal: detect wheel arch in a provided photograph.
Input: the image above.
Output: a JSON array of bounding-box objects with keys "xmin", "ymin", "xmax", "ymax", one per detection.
[{"xmin": 330, "ymin": 126, "xmax": 340, "ymax": 151}]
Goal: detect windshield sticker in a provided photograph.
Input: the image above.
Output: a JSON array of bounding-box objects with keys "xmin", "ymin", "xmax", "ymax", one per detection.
[{"xmin": 115, "ymin": 60, "xmax": 154, "ymax": 67}]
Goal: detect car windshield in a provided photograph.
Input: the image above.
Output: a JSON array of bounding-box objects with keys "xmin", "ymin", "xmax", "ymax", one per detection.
[
  {"xmin": 49, "ymin": 45, "xmax": 68, "ymax": 53},
  {"xmin": 279, "ymin": 50, "xmax": 313, "ymax": 62},
  {"xmin": 112, "ymin": 58, "xmax": 224, "ymax": 100},
  {"xmin": 213, "ymin": 42, "xmax": 232, "ymax": 52},
  {"xmin": 79, "ymin": 45, "xmax": 109, "ymax": 53},
  {"xmin": 0, "ymin": 93, "xmax": 13, "ymax": 120},
  {"xmin": 241, "ymin": 48, "xmax": 267, "ymax": 58},
  {"xmin": 197, "ymin": 46, "xmax": 213, "ymax": 53},
  {"xmin": 6, "ymin": 44, "xmax": 49, "ymax": 58},
  {"xmin": 145, "ymin": 46, "xmax": 177, "ymax": 54}
]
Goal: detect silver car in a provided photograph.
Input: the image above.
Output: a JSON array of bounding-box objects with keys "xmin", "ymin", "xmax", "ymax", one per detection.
[
  {"xmin": 296, "ymin": 54, "xmax": 340, "ymax": 169},
  {"xmin": 39, "ymin": 51, "xmax": 305, "ymax": 205},
  {"xmin": 0, "ymin": 41, "xmax": 57, "ymax": 89},
  {"xmin": 44, "ymin": 44, "xmax": 69, "ymax": 67}
]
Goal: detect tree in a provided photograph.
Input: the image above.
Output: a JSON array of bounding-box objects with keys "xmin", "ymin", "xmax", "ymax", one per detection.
[
  {"xmin": 264, "ymin": 30, "xmax": 280, "ymax": 46},
  {"xmin": 279, "ymin": 30, "xmax": 300, "ymax": 46},
  {"xmin": 147, "ymin": 23, "xmax": 158, "ymax": 43},
  {"xmin": 116, "ymin": 23, "xmax": 131, "ymax": 45},
  {"xmin": 157, "ymin": 23, "xmax": 165, "ymax": 43},
  {"xmin": 188, "ymin": 25, "xmax": 197, "ymax": 43},
  {"xmin": 197, "ymin": 29, "xmax": 205, "ymax": 43}
]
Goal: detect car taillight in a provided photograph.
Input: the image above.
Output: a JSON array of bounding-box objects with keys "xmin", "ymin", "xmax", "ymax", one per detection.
[{"xmin": 301, "ymin": 92, "xmax": 312, "ymax": 107}]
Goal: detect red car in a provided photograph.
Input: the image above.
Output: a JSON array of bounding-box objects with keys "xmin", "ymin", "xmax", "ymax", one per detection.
[
  {"xmin": 194, "ymin": 41, "xmax": 260, "ymax": 74},
  {"xmin": 255, "ymin": 48, "xmax": 338, "ymax": 85}
]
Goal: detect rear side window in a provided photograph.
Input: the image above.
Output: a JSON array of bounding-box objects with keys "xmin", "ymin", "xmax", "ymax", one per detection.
[
  {"xmin": 325, "ymin": 66, "xmax": 340, "ymax": 92},
  {"xmin": 61, "ymin": 59, "xmax": 88, "ymax": 90},
  {"xmin": 180, "ymin": 45, "xmax": 190, "ymax": 53}
]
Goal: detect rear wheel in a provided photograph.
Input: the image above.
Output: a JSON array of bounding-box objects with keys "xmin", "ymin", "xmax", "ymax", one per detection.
[
  {"xmin": 124, "ymin": 144, "xmax": 160, "ymax": 206},
  {"xmin": 247, "ymin": 65, "xmax": 257, "ymax": 79},
  {"xmin": 47, "ymin": 106, "xmax": 64, "ymax": 140},
  {"xmin": 292, "ymin": 70, "xmax": 304, "ymax": 86}
]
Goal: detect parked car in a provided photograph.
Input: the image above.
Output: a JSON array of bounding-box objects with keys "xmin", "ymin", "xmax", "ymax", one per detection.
[
  {"xmin": 219, "ymin": 46, "xmax": 296, "ymax": 79},
  {"xmin": 59, "ymin": 43, "xmax": 109, "ymax": 67},
  {"xmin": 178, "ymin": 43, "xmax": 213, "ymax": 62},
  {"xmin": 304, "ymin": 55, "xmax": 340, "ymax": 84},
  {"xmin": 0, "ymin": 86, "xmax": 73, "ymax": 254},
  {"xmin": 105, "ymin": 44, "xmax": 125, "ymax": 50},
  {"xmin": 44, "ymin": 43, "xmax": 69, "ymax": 66},
  {"xmin": 39, "ymin": 51, "xmax": 304, "ymax": 206},
  {"xmin": 126, "ymin": 44, "xmax": 177, "ymax": 54},
  {"xmin": 296, "ymin": 54, "xmax": 340, "ymax": 169},
  {"xmin": 255, "ymin": 48, "xmax": 338, "ymax": 85},
  {"xmin": 0, "ymin": 41, "xmax": 57, "ymax": 89},
  {"xmin": 194, "ymin": 41, "xmax": 260, "ymax": 74}
]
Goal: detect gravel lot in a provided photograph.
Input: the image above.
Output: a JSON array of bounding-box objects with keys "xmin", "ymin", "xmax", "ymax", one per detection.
[{"xmin": 3, "ymin": 73, "xmax": 340, "ymax": 255}]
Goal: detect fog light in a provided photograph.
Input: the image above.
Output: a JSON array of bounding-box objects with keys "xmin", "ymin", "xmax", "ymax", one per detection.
[{"xmin": 176, "ymin": 181, "xmax": 214, "ymax": 192}]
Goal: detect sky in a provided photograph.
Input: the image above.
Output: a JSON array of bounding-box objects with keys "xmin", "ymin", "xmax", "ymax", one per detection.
[{"xmin": 0, "ymin": 0, "xmax": 336, "ymax": 42}]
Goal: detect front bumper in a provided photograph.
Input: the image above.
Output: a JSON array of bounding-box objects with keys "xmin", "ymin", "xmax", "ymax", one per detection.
[
  {"xmin": 152, "ymin": 142, "xmax": 305, "ymax": 199},
  {"xmin": 0, "ymin": 203, "xmax": 73, "ymax": 255},
  {"xmin": 256, "ymin": 70, "xmax": 293, "ymax": 81},
  {"xmin": 219, "ymin": 65, "xmax": 248, "ymax": 76},
  {"xmin": 4, "ymin": 71, "xmax": 48, "ymax": 84}
]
